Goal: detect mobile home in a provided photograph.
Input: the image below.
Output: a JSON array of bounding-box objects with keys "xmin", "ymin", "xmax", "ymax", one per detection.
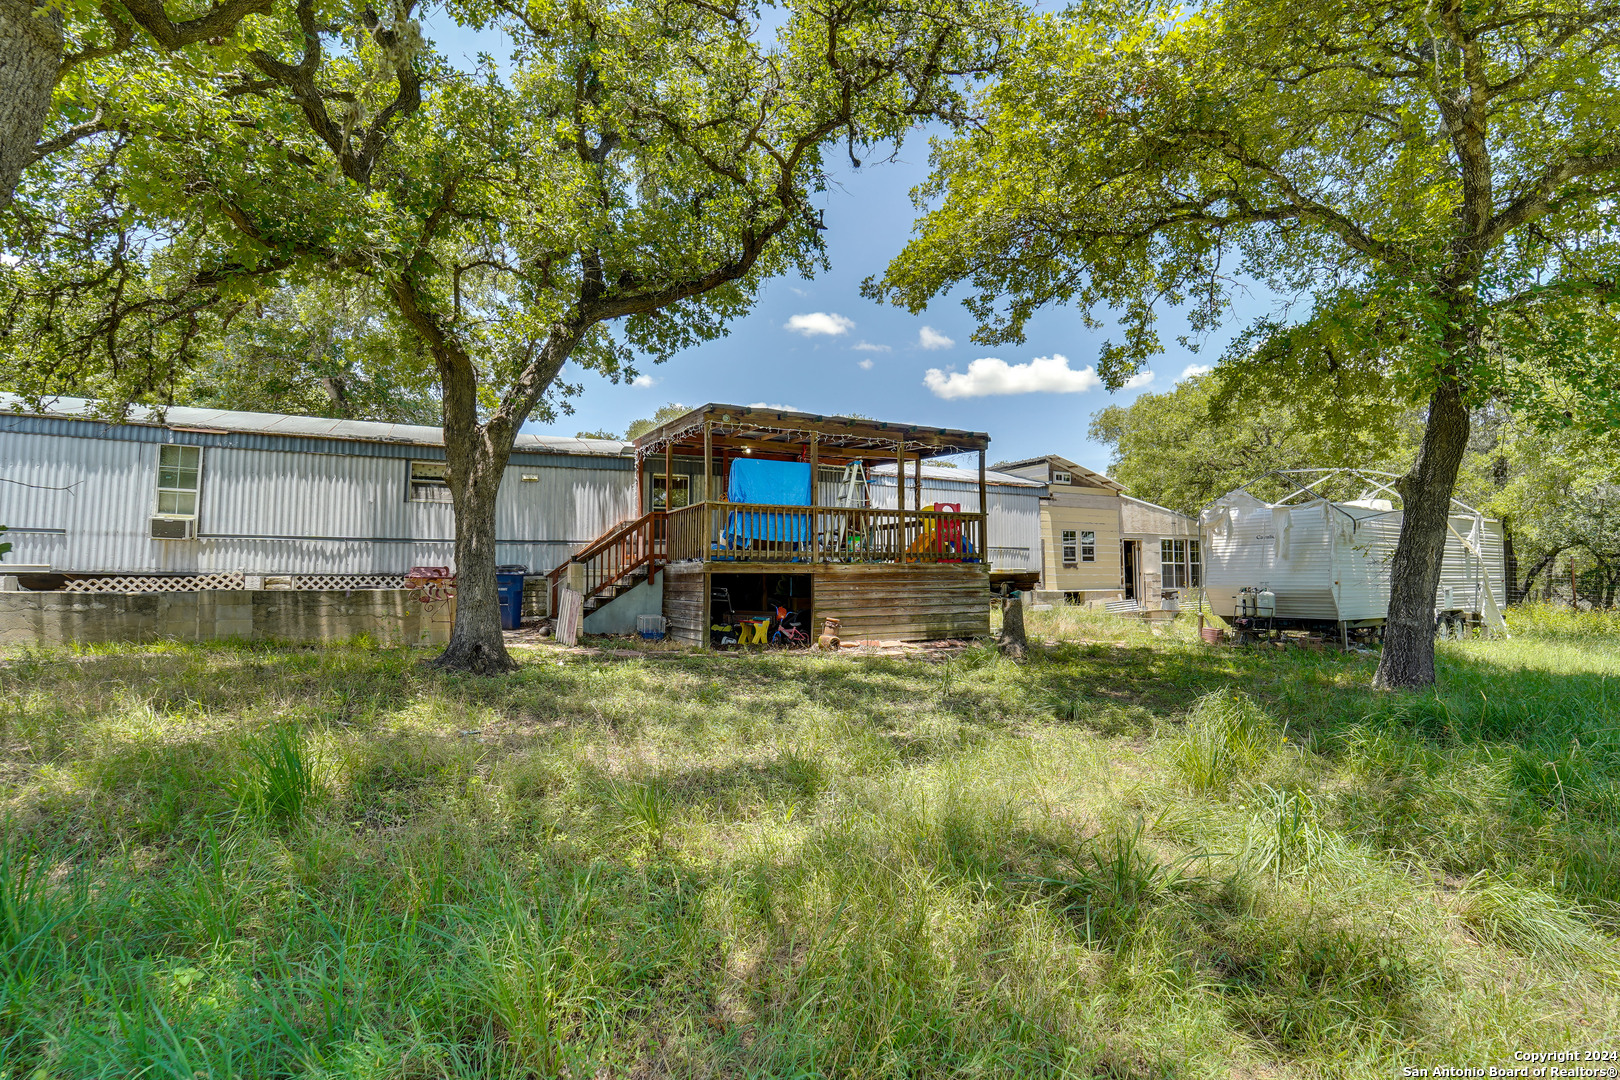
[{"xmin": 0, "ymin": 397, "xmax": 635, "ymax": 591}]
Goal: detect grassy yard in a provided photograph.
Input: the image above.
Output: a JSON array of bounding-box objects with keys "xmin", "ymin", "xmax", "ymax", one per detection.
[{"xmin": 2, "ymin": 605, "xmax": 1617, "ymax": 1078}]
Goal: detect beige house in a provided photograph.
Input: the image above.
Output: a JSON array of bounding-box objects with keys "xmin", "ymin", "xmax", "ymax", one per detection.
[{"xmin": 996, "ymin": 455, "xmax": 1201, "ymax": 606}]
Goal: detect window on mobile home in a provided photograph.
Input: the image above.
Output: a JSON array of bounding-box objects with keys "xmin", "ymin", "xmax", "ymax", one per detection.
[
  {"xmin": 1080, "ymin": 530, "xmax": 1096, "ymax": 561},
  {"xmin": 155, "ymin": 445, "xmax": 201, "ymax": 517},
  {"xmin": 652, "ymin": 473, "xmax": 690, "ymax": 510},
  {"xmin": 1052, "ymin": 469, "xmax": 1071, "ymax": 484},
  {"xmin": 1160, "ymin": 538, "xmax": 1202, "ymax": 588},
  {"xmin": 1062, "ymin": 530, "xmax": 1078, "ymax": 567},
  {"xmin": 410, "ymin": 461, "xmax": 453, "ymax": 502}
]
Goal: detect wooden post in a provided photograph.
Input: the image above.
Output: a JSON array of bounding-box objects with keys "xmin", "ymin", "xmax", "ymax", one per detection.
[
  {"xmin": 896, "ymin": 441, "xmax": 907, "ymax": 560},
  {"xmin": 810, "ymin": 431, "xmax": 820, "ymax": 563},
  {"xmin": 913, "ymin": 447, "xmax": 924, "ymax": 510},
  {"xmin": 703, "ymin": 421, "xmax": 712, "ymax": 504},
  {"xmin": 663, "ymin": 439, "xmax": 672, "ymax": 513},
  {"xmin": 978, "ymin": 448, "xmax": 988, "ymax": 563}
]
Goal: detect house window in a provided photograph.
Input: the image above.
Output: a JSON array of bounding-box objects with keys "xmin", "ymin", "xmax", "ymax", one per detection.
[
  {"xmin": 1161, "ymin": 538, "xmax": 1202, "ymax": 588},
  {"xmin": 652, "ymin": 473, "xmax": 689, "ymax": 510},
  {"xmin": 410, "ymin": 460, "xmax": 453, "ymax": 502},
  {"xmin": 1080, "ymin": 530, "xmax": 1096, "ymax": 562},
  {"xmin": 1052, "ymin": 469, "xmax": 1071, "ymax": 484},
  {"xmin": 155, "ymin": 445, "xmax": 201, "ymax": 517},
  {"xmin": 1062, "ymin": 530, "xmax": 1078, "ymax": 568}
]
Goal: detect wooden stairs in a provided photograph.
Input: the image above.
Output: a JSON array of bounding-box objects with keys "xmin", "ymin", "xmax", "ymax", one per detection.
[{"xmin": 546, "ymin": 510, "xmax": 666, "ymax": 622}]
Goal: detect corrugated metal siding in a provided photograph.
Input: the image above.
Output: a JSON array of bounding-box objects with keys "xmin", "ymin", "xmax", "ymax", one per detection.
[
  {"xmin": 868, "ymin": 474, "xmax": 1042, "ymax": 571},
  {"xmin": 0, "ymin": 412, "xmax": 633, "ymax": 469},
  {"xmin": 1, "ymin": 428, "xmax": 635, "ymax": 576}
]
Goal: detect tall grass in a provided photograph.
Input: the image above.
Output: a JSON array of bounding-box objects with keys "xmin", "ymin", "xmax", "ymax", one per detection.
[
  {"xmin": 0, "ymin": 610, "xmax": 1616, "ymax": 1076},
  {"xmin": 1168, "ymin": 687, "xmax": 1286, "ymax": 794},
  {"xmin": 237, "ymin": 724, "xmax": 318, "ymax": 825}
]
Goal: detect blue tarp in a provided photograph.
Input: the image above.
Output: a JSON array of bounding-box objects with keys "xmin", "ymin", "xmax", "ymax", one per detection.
[
  {"xmin": 724, "ymin": 509, "xmax": 812, "ymax": 546},
  {"xmin": 727, "ymin": 458, "xmax": 811, "ymax": 506}
]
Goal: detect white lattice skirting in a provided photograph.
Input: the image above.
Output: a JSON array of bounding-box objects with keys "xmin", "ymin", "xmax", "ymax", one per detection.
[
  {"xmin": 290, "ymin": 575, "xmax": 407, "ymax": 590},
  {"xmin": 60, "ymin": 573, "xmax": 409, "ymax": 594},
  {"xmin": 64, "ymin": 573, "xmax": 246, "ymax": 593}
]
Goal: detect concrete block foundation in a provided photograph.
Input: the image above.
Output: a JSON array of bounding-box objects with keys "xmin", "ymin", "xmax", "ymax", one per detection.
[{"xmin": 0, "ymin": 590, "xmax": 455, "ymax": 648}]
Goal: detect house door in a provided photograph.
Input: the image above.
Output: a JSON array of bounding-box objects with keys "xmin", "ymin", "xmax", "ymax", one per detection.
[{"xmin": 1121, "ymin": 540, "xmax": 1138, "ymax": 600}]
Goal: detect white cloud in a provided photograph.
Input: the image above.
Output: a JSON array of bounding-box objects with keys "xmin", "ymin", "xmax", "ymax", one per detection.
[
  {"xmin": 852, "ymin": 340, "xmax": 891, "ymax": 353},
  {"xmin": 785, "ymin": 312, "xmax": 854, "ymax": 337},
  {"xmin": 1123, "ymin": 370, "xmax": 1155, "ymax": 389},
  {"xmin": 858, "ymin": 358, "xmax": 875, "ymax": 370},
  {"xmin": 924, "ymin": 353, "xmax": 1102, "ymax": 400},
  {"xmin": 631, "ymin": 374, "xmax": 659, "ymax": 388},
  {"xmin": 748, "ymin": 401, "xmax": 800, "ymax": 412},
  {"xmin": 917, "ymin": 326, "xmax": 954, "ymax": 350},
  {"xmin": 1179, "ymin": 364, "xmax": 1213, "ymax": 381}
]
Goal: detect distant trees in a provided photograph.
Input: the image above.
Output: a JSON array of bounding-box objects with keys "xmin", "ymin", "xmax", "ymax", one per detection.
[
  {"xmin": 869, "ymin": 0, "xmax": 1620, "ymax": 687},
  {"xmin": 176, "ymin": 284, "xmax": 439, "ymax": 423},
  {"xmin": 1087, "ymin": 373, "xmax": 1407, "ymax": 516},
  {"xmin": 625, "ymin": 404, "xmax": 696, "ymax": 442}
]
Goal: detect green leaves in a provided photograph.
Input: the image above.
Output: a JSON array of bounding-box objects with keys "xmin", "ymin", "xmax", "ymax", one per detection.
[{"xmin": 867, "ymin": 0, "xmax": 1620, "ymax": 419}]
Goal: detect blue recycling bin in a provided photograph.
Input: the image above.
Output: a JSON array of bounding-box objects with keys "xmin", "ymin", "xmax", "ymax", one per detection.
[{"xmin": 496, "ymin": 569, "xmax": 526, "ymax": 630}]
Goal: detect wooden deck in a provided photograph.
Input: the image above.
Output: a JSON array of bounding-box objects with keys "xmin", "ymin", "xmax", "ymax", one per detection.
[{"xmin": 663, "ymin": 560, "xmax": 990, "ymax": 647}]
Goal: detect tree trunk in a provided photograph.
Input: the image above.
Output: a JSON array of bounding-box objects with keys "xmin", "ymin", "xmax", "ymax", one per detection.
[
  {"xmin": 433, "ymin": 344, "xmax": 517, "ymax": 674},
  {"xmin": 1374, "ymin": 382, "xmax": 1471, "ymax": 689},
  {"xmin": 0, "ymin": 0, "xmax": 61, "ymax": 207}
]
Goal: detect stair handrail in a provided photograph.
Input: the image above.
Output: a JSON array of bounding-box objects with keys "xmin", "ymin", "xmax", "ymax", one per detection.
[{"xmin": 547, "ymin": 510, "xmax": 665, "ymax": 617}]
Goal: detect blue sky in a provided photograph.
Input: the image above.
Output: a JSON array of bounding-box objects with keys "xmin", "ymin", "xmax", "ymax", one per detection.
[{"xmin": 424, "ymin": 12, "xmax": 1264, "ymax": 474}]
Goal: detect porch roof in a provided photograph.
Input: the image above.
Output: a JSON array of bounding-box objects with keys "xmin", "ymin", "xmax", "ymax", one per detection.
[{"xmin": 631, "ymin": 403, "xmax": 990, "ymax": 460}]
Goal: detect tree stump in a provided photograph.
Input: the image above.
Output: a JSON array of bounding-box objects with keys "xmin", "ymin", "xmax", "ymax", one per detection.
[{"xmin": 997, "ymin": 593, "xmax": 1027, "ymax": 659}]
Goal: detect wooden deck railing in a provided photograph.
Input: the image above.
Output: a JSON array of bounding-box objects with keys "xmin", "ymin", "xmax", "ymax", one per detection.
[
  {"xmin": 547, "ymin": 510, "xmax": 665, "ymax": 614},
  {"xmin": 663, "ymin": 502, "xmax": 985, "ymax": 566}
]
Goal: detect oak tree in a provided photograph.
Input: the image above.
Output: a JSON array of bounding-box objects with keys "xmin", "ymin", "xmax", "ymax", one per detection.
[{"xmin": 868, "ymin": 0, "xmax": 1620, "ymax": 686}]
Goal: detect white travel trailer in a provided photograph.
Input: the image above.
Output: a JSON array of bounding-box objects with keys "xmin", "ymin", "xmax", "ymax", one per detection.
[{"xmin": 1200, "ymin": 469, "xmax": 1508, "ymax": 640}]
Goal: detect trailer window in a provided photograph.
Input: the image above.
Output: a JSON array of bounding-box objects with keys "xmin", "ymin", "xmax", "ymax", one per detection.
[
  {"xmin": 1061, "ymin": 530, "xmax": 1077, "ymax": 567},
  {"xmin": 410, "ymin": 461, "xmax": 453, "ymax": 502},
  {"xmin": 1052, "ymin": 469, "xmax": 1071, "ymax": 484},
  {"xmin": 1080, "ymin": 530, "xmax": 1096, "ymax": 562},
  {"xmin": 155, "ymin": 445, "xmax": 201, "ymax": 517},
  {"xmin": 1160, "ymin": 538, "xmax": 1201, "ymax": 588},
  {"xmin": 652, "ymin": 473, "xmax": 689, "ymax": 510}
]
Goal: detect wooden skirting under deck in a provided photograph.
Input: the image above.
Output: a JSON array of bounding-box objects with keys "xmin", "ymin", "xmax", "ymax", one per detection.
[{"xmin": 662, "ymin": 561, "xmax": 990, "ymax": 647}]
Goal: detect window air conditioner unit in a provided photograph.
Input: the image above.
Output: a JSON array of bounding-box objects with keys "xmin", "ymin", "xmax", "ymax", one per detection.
[{"xmin": 150, "ymin": 516, "xmax": 197, "ymax": 540}]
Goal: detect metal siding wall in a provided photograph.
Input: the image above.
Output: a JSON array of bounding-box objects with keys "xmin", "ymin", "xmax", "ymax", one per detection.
[
  {"xmin": 0, "ymin": 430, "xmax": 171, "ymax": 573},
  {"xmin": 3, "ymin": 429, "xmax": 637, "ymax": 576}
]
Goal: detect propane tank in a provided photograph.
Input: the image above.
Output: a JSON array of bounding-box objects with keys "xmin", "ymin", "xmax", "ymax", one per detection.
[
  {"xmin": 1256, "ymin": 588, "xmax": 1276, "ymax": 619},
  {"xmin": 1238, "ymin": 587, "xmax": 1256, "ymax": 617}
]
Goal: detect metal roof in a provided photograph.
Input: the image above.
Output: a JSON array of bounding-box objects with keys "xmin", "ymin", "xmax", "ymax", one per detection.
[
  {"xmin": 868, "ymin": 462, "xmax": 1046, "ymax": 489},
  {"xmin": 0, "ymin": 395, "xmax": 634, "ymax": 458},
  {"xmin": 632, "ymin": 403, "xmax": 991, "ymax": 456},
  {"xmin": 992, "ymin": 453, "xmax": 1125, "ymax": 492}
]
